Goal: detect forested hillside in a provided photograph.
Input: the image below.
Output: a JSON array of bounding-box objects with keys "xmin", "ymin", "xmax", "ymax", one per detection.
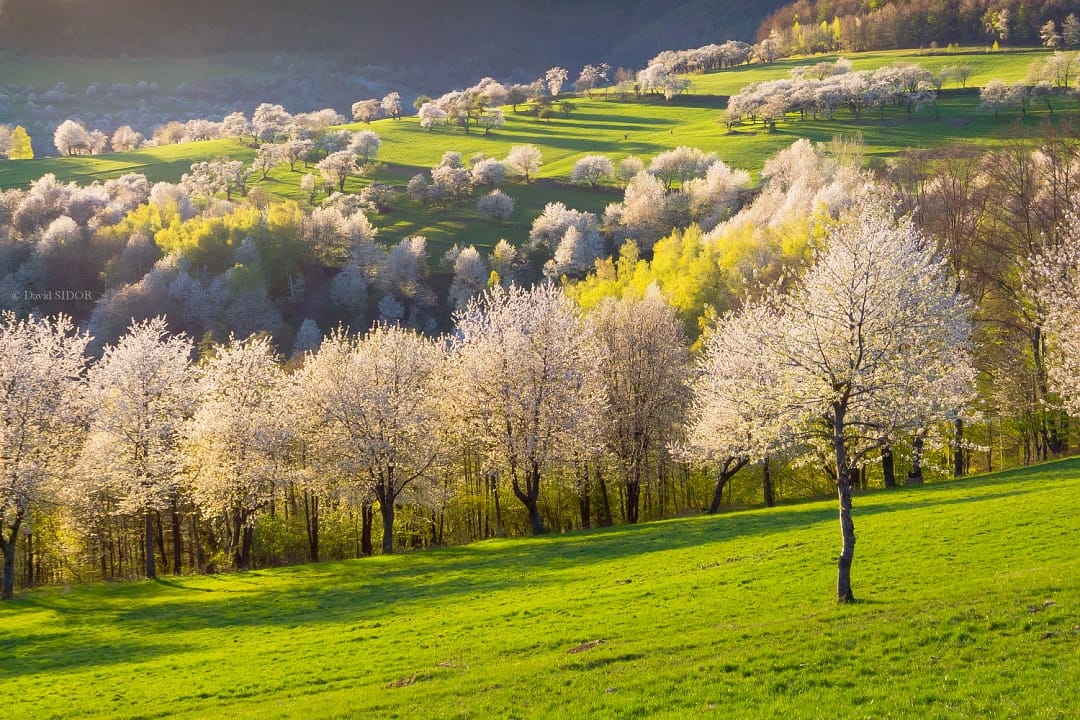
[
  {"xmin": 0, "ymin": 0, "xmax": 786, "ymax": 70},
  {"xmin": 759, "ymin": 0, "xmax": 1080, "ymax": 53}
]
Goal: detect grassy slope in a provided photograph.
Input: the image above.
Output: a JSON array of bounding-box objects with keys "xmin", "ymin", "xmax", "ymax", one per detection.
[
  {"xmin": 0, "ymin": 51, "xmax": 274, "ymax": 91},
  {"xmin": 2, "ymin": 460, "xmax": 1077, "ymax": 719},
  {"xmin": 0, "ymin": 48, "xmax": 1071, "ymax": 256},
  {"xmin": 687, "ymin": 47, "xmax": 1057, "ymax": 96}
]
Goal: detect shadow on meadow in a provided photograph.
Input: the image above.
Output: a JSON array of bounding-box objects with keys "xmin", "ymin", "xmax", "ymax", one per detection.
[{"xmin": 2, "ymin": 458, "xmax": 1074, "ymax": 679}]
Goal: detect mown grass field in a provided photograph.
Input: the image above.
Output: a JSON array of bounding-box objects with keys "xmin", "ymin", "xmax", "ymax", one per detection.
[
  {"xmin": 0, "ymin": 47, "xmax": 1074, "ymax": 254},
  {"xmin": 2, "ymin": 459, "xmax": 1077, "ymax": 719}
]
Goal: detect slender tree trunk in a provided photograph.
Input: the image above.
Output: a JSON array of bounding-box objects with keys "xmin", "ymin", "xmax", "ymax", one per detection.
[
  {"xmin": 1, "ymin": 517, "xmax": 21, "ymax": 599},
  {"xmin": 953, "ymin": 418, "xmax": 965, "ymax": 478},
  {"xmin": 907, "ymin": 435, "xmax": 925, "ymax": 485},
  {"xmin": 708, "ymin": 458, "xmax": 748, "ymax": 514},
  {"xmin": 882, "ymin": 444, "xmax": 896, "ymax": 488},
  {"xmin": 361, "ymin": 502, "xmax": 373, "ymax": 557},
  {"xmin": 762, "ymin": 457, "xmax": 775, "ymax": 508},
  {"xmin": 491, "ymin": 474, "xmax": 506, "ymax": 538},
  {"xmin": 170, "ymin": 502, "xmax": 182, "ymax": 575},
  {"xmin": 597, "ymin": 469, "xmax": 614, "ymax": 527},
  {"xmin": 379, "ymin": 497, "xmax": 395, "ymax": 554},
  {"xmin": 241, "ymin": 525, "xmax": 253, "ymax": 569},
  {"xmin": 578, "ymin": 463, "xmax": 591, "ymax": 529},
  {"xmin": 303, "ymin": 490, "xmax": 319, "ymax": 562},
  {"xmin": 154, "ymin": 512, "xmax": 168, "ymax": 574},
  {"xmin": 511, "ymin": 465, "xmax": 546, "ymax": 535},
  {"xmin": 231, "ymin": 513, "xmax": 246, "ymax": 570},
  {"xmin": 709, "ymin": 474, "xmax": 728, "ymax": 514},
  {"xmin": 625, "ymin": 479, "xmax": 640, "ymax": 524},
  {"xmin": 143, "ymin": 511, "xmax": 157, "ymax": 580},
  {"xmin": 832, "ymin": 408, "xmax": 856, "ymax": 603}
]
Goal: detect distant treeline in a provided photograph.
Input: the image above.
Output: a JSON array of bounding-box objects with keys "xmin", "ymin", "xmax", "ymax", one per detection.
[
  {"xmin": 759, "ymin": 0, "xmax": 1080, "ymax": 52},
  {"xmin": 0, "ymin": 0, "xmax": 787, "ymax": 71}
]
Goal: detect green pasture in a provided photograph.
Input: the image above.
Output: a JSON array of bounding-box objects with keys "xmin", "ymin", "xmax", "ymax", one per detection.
[
  {"xmin": 685, "ymin": 47, "xmax": 1059, "ymax": 97},
  {"xmin": 0, "ymin": 139, "xmax": 255, "ymax": 188},
  {"xmin": 2, "ymin": 459, "xmax": 1077, "ymax": 719}
]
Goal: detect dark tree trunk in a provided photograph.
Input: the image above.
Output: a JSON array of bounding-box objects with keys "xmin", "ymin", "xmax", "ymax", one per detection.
[
  {"xmin": 303, "ymin": 490, "xmax": 319, "ymax": 562},
  {"xmin": 708, "ymin": 457, "xmax": 748, "ymax": 514},
  {"xmin": 597, "ymin": 469, "xmax": 614, "ymax": 527},
  {"xmin": 143, "ymin": 511, "xmax": 157, "ymax": 580},
  {"xmin": 832, "ymin": 408, "xmax": 856, "ymax": 604},
  {"xmin": 511, "ymin": 464, "xmax": 546, "ymax": 535},
  {"xmin": 241, "ymin": 525, "xmax": 253, "ymax": 569},
  {"xmin": 231, "ymin": 512, "xmax": 249, "ymax": 571},
  {"xmin": 708, "ymin": 475, "xmax": 728, "ymax": 514},
  {"xmin": 953, "ymin": 417, "xmax": 965, "ymax": 478},
  {"xmin": 361, "ymin": 502, "xmax": 374, "ymax": 557},
  {"xmin": 1, "ymin": 516, "xmax": 21, "ymax": 600},
  {"xmin": 625, "ymin": 480, "xmax": 640, "ymax": 524},
  {"xmin": 154, "ymin": 512, "xmax": 168, "ymax": 574},
  {"xmin": 170, "ymin": 502, "xmax": 182, "ymax": 575},
  {"xmin": 491, "ymin": 473, "xmax": 506, "ymax": 538},
  {"xmin": 762, "ymin": 457, "xmax": 775, "ymax": 508},
  {"xmin": 907, "ymin": 435, "xmax": 925, "ymax": 485},
  {"xmin": 578, "ymin": 463, "xmax": 591, "ymax": 529},
  {"xmin": 882, "ymin": 444, "xmax": 896, "ymax": 488},
  {"xmin": 379, "ymin": 498, "xmax": 395, "ymax": 554}
]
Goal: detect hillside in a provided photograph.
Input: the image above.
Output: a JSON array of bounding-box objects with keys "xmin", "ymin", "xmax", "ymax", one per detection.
[
  {"xmin": 0, "ymin": 48, "xmax": 1064, "ymax": 259},
  {"xmin": 2, "ymin": 461, "xmax": 1077, "ymax": 719},
  {"xmin": 0, "ymin": 0, "xmax": 788, "ymax": 71}
]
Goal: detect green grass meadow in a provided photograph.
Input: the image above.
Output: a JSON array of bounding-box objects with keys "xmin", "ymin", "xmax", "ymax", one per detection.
[{"xmin": 3, "ymin": 459, "xmax": 1077, "ymax": 719}]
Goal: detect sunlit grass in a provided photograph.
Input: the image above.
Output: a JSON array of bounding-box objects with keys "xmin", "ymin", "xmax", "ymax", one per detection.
[{"xmin": 2, "ymin": 459, "xmax": 1077, "ymax": 719}]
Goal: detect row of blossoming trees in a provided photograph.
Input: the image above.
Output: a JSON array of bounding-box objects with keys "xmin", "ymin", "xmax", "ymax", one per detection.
[{"xmin": 8, "ymin": 193, "xmax": 1080, "ymax": 601}]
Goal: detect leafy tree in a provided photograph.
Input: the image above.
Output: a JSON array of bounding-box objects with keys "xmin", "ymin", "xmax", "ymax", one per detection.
[
  {"xmin": 1065, "ymin": 14, "xmax": 1080, "ymax": 48},
  {"xmin": 570, "ymin": 155, "xmax": 615, "ymax": 188},
  {"xmin": 381, "ymin": 92, "xmax": 403, "ymax": 120},
  {"xmin": 351, "ymin": 99, "xmax": 382, "ymax": 123},
  {"xmin": 588, "ymin": 288, "xmax": 690, "ymax": 523},
  {"xmin": 54, "ymin": 119, "xmax": 90, "ymax": 156},
  {"xmin": 111, "ymin": 125, "xmax": 142, "ymax": 152},
  {"xmin": 712, "ymin": 204, "xmax": 974, "ymax": 602},
  {"xmin": 505, "ymin": 144, "xmax": 542, "ymax": 183},
  {"xmin": 0, "ymin": 314, "xmax": 88, "ymax": 599},
  {"xmin": 184, "ymin": 335, "xmax": 284, "ymax": 570},
  {"xmin": 82, "ymin": 318, "xmax": 193, "ymax": 580},
  {"xmin": 9, "ymin": 126, "xmax": 32, "ymax": 159},
  {"xmin": 476, "ymin": 189, "xmax": 514, "ymax": 223},
  {"xmin": 317, "ymin": 151, "xmax": 358, "ymax": 192},
  {"xmin": 449, "ymin": 284, "xmax": 602, "ymax": 535},
  {"xmin": 349, "ymin": 130, "xmax": 381, "ymax": 164},
  {"xmin": 295, "ymin": 326, "xmax": 443, "ymax": 554}
]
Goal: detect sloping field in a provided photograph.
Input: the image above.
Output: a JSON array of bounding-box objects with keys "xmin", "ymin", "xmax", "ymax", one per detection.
[{"xmin": 2, "ymin": 459, "xmax": 1077, "ymax": 719}]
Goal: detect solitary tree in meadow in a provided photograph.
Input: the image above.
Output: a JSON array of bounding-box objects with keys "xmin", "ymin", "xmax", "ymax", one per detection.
[
  {"xmin": 505, "ymin": 144, "xmax": 542, "ymax": 183},
  {"xmin": 705, "ymin": 203, "xmax": 974, "ymax": 602},
  {"xmin": 54, "ymin": 119, "xmax": 90, "ymax": 156},
  {"xmin": 571, "ymin": 155, "xmax": 615, "ymax": 188}
]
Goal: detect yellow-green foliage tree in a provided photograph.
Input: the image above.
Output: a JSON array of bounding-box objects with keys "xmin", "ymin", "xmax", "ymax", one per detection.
[
  {"xmin": 9, "ymin": 126, "xmax": 33, "ymax": 159},
  {"xmin": 570, "ymin": 215, "xmax": 825, "ymax": 341}
]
